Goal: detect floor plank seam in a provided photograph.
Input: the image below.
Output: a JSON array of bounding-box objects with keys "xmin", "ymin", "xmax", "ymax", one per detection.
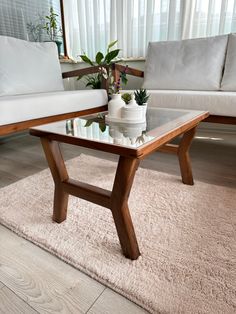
[
  {"xmin": 85, "ymin": 287, "xmax": 106, "ymax": 313},
  {"xmin": 1, "ymin": 285, "xmax": 40, "ymax": 314}
]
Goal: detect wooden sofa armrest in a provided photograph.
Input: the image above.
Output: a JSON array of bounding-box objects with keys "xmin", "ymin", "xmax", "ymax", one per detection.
[
  {"xmin": 62, "ymin": 63, "xmax": 144, "ymax": 92},
  {"xmin": 62, "ymin": 65, "xmax": 102, "ymax": 79},
  {"xmin": 62, "ymin": 65, "xmax": 110, "ymax": 90},
  {"xmin": 111, "ymin": 63, "xmax": 144, "ymax": 83}
]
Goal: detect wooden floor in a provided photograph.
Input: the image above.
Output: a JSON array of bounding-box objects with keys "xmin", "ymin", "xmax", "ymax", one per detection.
[{"xmin": 0, "ymin": 126, "xmax": 235, "ymax": 314}]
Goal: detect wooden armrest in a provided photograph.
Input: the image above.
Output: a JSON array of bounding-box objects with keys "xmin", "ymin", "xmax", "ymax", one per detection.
[
  {"xmin": 112, "ymin": 63, "xmax": 144, "ymax": 79},
  {"xmin": 62, "ymin": 65, "xmax": 101, "ymax": 79}
]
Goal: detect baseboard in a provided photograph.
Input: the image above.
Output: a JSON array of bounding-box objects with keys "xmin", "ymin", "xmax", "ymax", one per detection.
[
  {"xmin": 0, "ymin": 131, "xmax": 28, "ymax": 143},
  {"xmin": 199, "ymin": 122, "xmax": 236, "ymax": 134}
]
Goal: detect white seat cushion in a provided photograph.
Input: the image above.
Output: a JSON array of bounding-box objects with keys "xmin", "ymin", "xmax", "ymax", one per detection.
[
  {"xmin": 221, "ymin": 33, "xmax": 236, "ymax": 91},
  {"xmin": 143, "ymin": 35, "xmax": 228, "ymax": 91},
  {"xmin": 122, "ymin": 90, "xmax": 236, "ymax": 117},
  {"xmin": 0, "ymin": 90, "xmax": 107, "ymax": 125},
  {"xmin": 0, "ymin": 36, "xmax": 64, "ymax": 96},
  {"xmin": 148, "ymin": 90, "xmax": 236, "ymax": 117}
]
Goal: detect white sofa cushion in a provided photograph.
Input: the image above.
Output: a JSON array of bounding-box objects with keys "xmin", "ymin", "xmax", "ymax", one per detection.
[
  {"xmin": 0, "ymin": 36, "xmax": 64, "ymax": 96},
  {"xmin": 122, "ymin": 90, "xmax": 236, "ymax": 117},
  {"xmin": 0, "ymin": 90, "xmax": 107, "ymax": 125},
  {"xmin": 147, "ymin": 90, "xmax": 236, "ymax": 117},
  {"xmin": 221, "ymin": 33, "xmax": 236, "ymax": 91},
  {"xmin": 143, "ymin": 35, "xmax": 228, "ymax": 91}
]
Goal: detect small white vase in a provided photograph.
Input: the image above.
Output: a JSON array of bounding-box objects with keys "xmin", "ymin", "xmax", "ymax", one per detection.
[{"xmin": 108, "ymin": 94, "xmax": 125, "ymax": 119}]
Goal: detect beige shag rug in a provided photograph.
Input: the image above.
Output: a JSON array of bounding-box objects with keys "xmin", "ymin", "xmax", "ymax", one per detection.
[{"xmin": 0, "ymin": 154, "xmax": 235, "ymax": 314}]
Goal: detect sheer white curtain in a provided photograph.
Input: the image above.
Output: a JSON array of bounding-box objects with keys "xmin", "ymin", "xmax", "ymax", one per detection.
[
  {"xmin": 64, "ymin": 0, "xmax": 183, "ymax": 59},
  {"xmin": 64, "ymin": 0, "xmax": 236, "ymax": 60},
  {"xmin": 183, "ymin": 0, "xmax": 236, "ymax": 38}
]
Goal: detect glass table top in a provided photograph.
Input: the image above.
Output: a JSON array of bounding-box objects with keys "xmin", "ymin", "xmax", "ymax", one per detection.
[{"xmin": 31, "ymin": 108, "xmax": 207, "ymax": 151}]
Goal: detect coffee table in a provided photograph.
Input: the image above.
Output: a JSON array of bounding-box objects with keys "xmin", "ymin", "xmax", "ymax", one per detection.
[{"xmin": 30, "ymin": 108, "xmax": 209, "ymax": 260}]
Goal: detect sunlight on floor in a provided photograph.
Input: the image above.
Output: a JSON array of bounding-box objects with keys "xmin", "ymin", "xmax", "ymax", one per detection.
[{"xmin": 195, "ymin": 136, "xmax": 223, "ymax": 141}]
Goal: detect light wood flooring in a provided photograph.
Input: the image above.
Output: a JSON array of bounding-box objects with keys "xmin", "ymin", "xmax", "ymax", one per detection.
[{"xmin": 0, "ymin": 126, "xmax": 235, "ymax": 314}]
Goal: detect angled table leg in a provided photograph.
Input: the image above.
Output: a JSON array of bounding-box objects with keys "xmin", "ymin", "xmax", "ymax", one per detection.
[
  {"xmin": 111, "ymin": 156, "xmax": 140, "ymax": 260},
  {"xmin": 40, "ymin": 138, "xmax": 141, "ymax": 260},
  {"xmin": 40, "ymin": 138, "xmax": 69, "ymax": 223},
  {"xmin": 177, "ymin": 126, "xmax": 197, "ymax": 185}
]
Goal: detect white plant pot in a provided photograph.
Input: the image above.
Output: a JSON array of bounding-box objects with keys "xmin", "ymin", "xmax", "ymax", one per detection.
[
  {"xmin": 109, "ymin": 124, "xmax": 122, "ymax": 139},
  {"xmin": 108, "ymin": 94, "xmax": 125, "ymax": 119},
  {"xmin": 123, "ymin": 125, "xmax": 143, "ymax": 138},
  {"xmin": 121, "ymin": 95, "xmax": 144, "ymax": 121},
  {"xmin": 142, "ymin": 103, "xmax": 147, "ymax": 119}
]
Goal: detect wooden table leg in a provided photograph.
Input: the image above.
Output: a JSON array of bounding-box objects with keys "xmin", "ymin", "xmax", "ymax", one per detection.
[
  {"xmin": 111, "ymin": 156, "xmax": 140, "ymax": 260},
  {"xmin": 40, "ymin": 138, "xmax": 140, "ymax": 259},
  {"xmin": 40, "ymin": 138, "xmax": 69, "ymax": 223},
  {"xmin": 178, "ymin": 127, "xmax": 197, "ymax": 185}
]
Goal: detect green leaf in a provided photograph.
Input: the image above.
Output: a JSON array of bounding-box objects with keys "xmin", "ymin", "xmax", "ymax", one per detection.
[
  {"xmin": 85, "ymin": 74, "xmax": 102, "ymax": 89},
  {"xmin": 107, "ymin": 40, "xmax": 118, "ymax": 52},
  {"xmin": 120, "ymin": 72, "xmax": 128, "ymax": 85},
  {"xmin": 77, "ymin": 75, "xmax": 83, "ymax": 81},
  {"xmin": 99, "ymin": 122, "xmax": 106, "ymax": 132},
  {"xmin": 104, "ymin": 49, "xmax": 120, "ymax": 64},
  {"xmin": 110, "ymin": 76, "xmax": 114, "ymax": 84},
  {"xmin": 121, "ymin": 76, "xmax": 128, "ymax": 85},
  {"xmin": 79, "ymin": 55, "xmax": 94, "ymax": 66},
  {"xmin": 95, "ymin": 51, "xmax": 104, "ymax": 64},
  {"xmin": 84, "ymin": 120, "xmax": 93, "ymax": 127},
  {"xmin": 121, "ymin": 93, "xmax": 132, "ymax": 104}
]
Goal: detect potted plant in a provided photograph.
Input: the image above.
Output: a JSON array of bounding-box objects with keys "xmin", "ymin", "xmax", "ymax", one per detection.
[
  {"xmin": 78, "ymin": 41, "xmax": 128, "ymax": 92},
  {"xmin": 43, "ymin": 7, "xmax": 63, "ymax": 55},
  {"xmin": 134, "ymin": 88, "xmax": 150, "ymax": 106},
  {"xmin": 27, "ymin": 15, "xmax": 45, "ymax": 42},
  {"xmin": 121, "ymin": 92, "xmax": 132, "ymax": 104},
  {"xmin": 134, "ymin": 88, "xmax": 150, "ymax": 118}
]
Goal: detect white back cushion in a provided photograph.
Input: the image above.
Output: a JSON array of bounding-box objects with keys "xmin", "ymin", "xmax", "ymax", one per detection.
[
  {"xmin": 221, "ymin": 33, "xmax": 236, "ymax": 91},
  {"xmin": 0, "ymin": 36, "xmax": 64, "ymax": 96},
  {"xmin": 143, "ymin": 35, "xmax": 228, "ymax": 91}
]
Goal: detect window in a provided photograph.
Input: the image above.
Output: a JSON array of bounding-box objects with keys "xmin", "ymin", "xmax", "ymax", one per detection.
[{"xmin": 0, "ymin": 0, "xmax": 65, "ymax": 54}]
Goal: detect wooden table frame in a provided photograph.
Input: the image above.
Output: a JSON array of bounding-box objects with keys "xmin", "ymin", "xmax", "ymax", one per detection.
[{"xmin": 31, "ymin": 111, "xmax": 208, "ymax": 260}]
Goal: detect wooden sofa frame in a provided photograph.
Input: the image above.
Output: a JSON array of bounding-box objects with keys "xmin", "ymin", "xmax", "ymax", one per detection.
[
  {"xmin": 112, "ymin": 63, "xmax": 236, "ymax": 125},
  {"xmin": 0, "ymin": 66, "xmax": 108, "ymax": 137}
]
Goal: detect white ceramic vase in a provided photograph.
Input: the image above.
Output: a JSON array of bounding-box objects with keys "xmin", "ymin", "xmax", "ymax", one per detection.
[{"xmin": 108, "ymin": 94, "xmax": 125, "ymax": 118}]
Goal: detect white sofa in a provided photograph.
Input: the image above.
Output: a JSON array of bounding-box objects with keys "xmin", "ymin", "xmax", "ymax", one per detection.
[
  {"xmin": 0, "ymin": 36, "xmax": 108, "ymax": 136},
  {"xmin": 120, "ymin": 34, "xmax": 236, "ymax": 124}
]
